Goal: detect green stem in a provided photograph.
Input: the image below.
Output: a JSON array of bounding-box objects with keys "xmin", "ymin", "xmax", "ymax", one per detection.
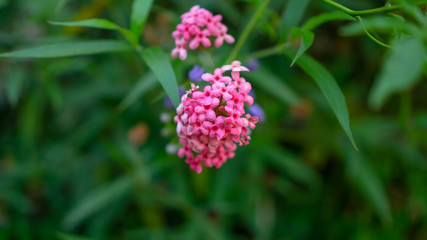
[
  {"xmin": 225, "ymin": 0, "xmax": 270, "ymax": 64},
  {"xmin": 321, "ymin": 0, "xmax": 425, "ymax": 16},
  {"xmin": 249, "ymin": 43, "xmax": 291, "ymax": 59},
  {"xmin": 356, "ymin": 16, "xmax": 391, "ymax": 48}
]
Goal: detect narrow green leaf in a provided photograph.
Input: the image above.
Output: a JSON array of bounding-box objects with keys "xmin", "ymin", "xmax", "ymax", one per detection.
[
  {"xmin": 286, "ymin": 51, "xmax": 358, "ymax": 150},
  {"xmin": 62, "ymin": 177, "xmax": 133, "ymax": 230},
  {"xmin": 118, "ymin": 73, "xmax": 158, "ymax": 111},
  {"xmin": 0, "ymin": 40, "xmax": 131, "ymax": 58},
  {"xmin": 247, "ymin": 68, "xmax": 301, "ymax": 106},
  {"xmin": 302, "ymin": 11, "xmax": 354, "ymax": 31},
  {"xmin": 49, "ymin": 19, "xmax": 138, "ymax": 47},
  {"xmin": 280, "ymin": 0, "xmax": 311, "ymax": 41},
  {"xmin": 49, "ymin": 19, "xmax": 120, "ymax": 30},
  {"xmin": 130, "ymin": 0, "xmax": 154, "ymax": 38},
  {"xmin": 369, "ymin": 37, "xmax": 425, "ymax": 109},
  {"xmin": 344, "ymin": 146, "xmax": 392, "ymax": 223},
  {"xmin": 140, "ymin": 47, "xmax": 179, "ymax": 108},
  {"xmin": 290, "ymin": 28, "xmax": 314, "ymax": 67},
  {"xmin": 5, "ymin": 68, "xmax": 26, "ymax": 107}
]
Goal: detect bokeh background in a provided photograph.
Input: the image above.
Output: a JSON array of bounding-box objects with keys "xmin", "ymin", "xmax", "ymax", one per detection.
[{"xmin": 1, "ymin": 0, "xmax": 427, "ymax": 239}]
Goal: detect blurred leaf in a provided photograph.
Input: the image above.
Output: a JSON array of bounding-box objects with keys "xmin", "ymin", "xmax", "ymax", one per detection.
[
  {"xmin": 400, "ymin": 1, "xmax": 425, "ymax": 25},
  {"xmin": 43, "ymin": 78, "xmax": 64, "ymax": 110},
  {"xmin": 263, "ymin": 145, "xmax": 319, "ymax": 186},
  {"xmin": 344, "ymin": 146, "xmax": 392, "ymax": 223},
  {"xmin": 49, "ymin": 19, "xmax": 121, "ymax": 30},
  {"xmin": 0, "ymin": 40, "xmax": 131, "ymax": 58},
  {"xmin": 280, "ymin": 0, "xmax": 310, "ymax": 41},
  {"xmin": 118, "ymin": 73, "xmax": 158, "ymax": 111},
  {"xmin": 247, "ymin": 67, "xmax": 301, "ymax": 106},
  {"xmin": 56, "ymin": 232, "xmax": 95, "ymax": 240},
  {"xmin": 5, "ymin": 68, "xmax": 26, "ymax": 107},
  {"xmin": 302, "ymin": 11, "xmax": 354, "ymax": 31},
  {"xmin": 62, "ymin": 177, "xmax": 133, "ymax": 230},
  {"xmin": 287, "ymin": 52, "xmax": 358, "ymax": 150},
  {"xmin": 19, "ymin": 89, "xmax": 44, "ymax": 148},
  {"xmin": 49, "ymin": 19, "xmax": 138, "ymax": 47},
  {"xmin": 140, "ymin": 47, "xmax": 179, "ymax": 108},
  {"xmin": 0, "ymin": 0, "xmax": 9, "ymax": 9},
  {"xmin": 130, "ymin": 0, "xmax": 153, "ymax": 38},
  {"xmin": 369, "ymin": 37, "xmax": 425, "ymax": 109},
  {"xmin": 340, "ymin": 15, "xmax": 420, "ymax": 37},
  {"xmin": 54, "ymin": 0, "xmax": 69, "ymax": 13},
  {"xmin": 290, "ymin": 27, "xmax": 314, "ymax": 67}
]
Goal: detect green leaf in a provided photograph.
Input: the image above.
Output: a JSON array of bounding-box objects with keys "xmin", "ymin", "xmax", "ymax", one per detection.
[
  {"xmin": 302, "ymin": 11, "xmax": 354, "ymax": 31},
  {"xmin": 49, "ymin": 18, "xmax": 121, "ymax": 30},
  {"xmin": 369, "ymin": 37, "xmax": 425, "ymax": 109},
  {"xmin": 62, "ymin": 177, "xmax": 133, "ymax": 230},
  {"xmin": 130, "ymin": 0, "xmax": 154, "ymax": 38},
  {"xmin": 247, "ymin": 68, "xmax": 301, "ymax": 106},
  {"xmin": 290, "ymin": 27, "xmax": 314, "ymax": 67},
  {"xmin": 344, "ymin": 146, "xmax": 392, "ymax": 223},
  {"xmin": 49, "ymin": 19, "xmax": 138, "ymax": 47},
  {"xmin": 140, "ymin": 47, "xmax": 179, "ymax": 108},
  {"xmin": 118, "ymin": 73, "xmax": 158, "ymax": 111},
  {"xmin": 0, "ymin": 40, "xmax": 131, "ymax": 58},
  {"xmin": 5, "ymin": 68, "xmax": 26, "ymax": 107},
  {"xmin": 280, "ymin": 0, "xmax": 310, "ymax": 41},
  {"xmin": 286, "ymin": 51, "xmax": 358, "ymax": 150}
]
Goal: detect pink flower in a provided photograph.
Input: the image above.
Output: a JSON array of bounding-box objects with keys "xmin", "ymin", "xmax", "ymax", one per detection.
[
  {"xmin": 214, "ymin": 24, "xmax": 235, "ymax": 48},
  {"xmin": 201, "ymin": 68, "xmax": 231, "ymax": 84},
  {"xmin": 171, "ymin": 38, "xmax": 187, "ymax": 60},
  {"xmin": 171, "ymin": 5, "xmax": 235, "ymax": 60},
  {"xmin": 221, "ymin": 60, "xmax": 250, "ymax": 80},
  {"xmin": 174, "ymin": 61, "xmax": 258, "ymax": 173}
]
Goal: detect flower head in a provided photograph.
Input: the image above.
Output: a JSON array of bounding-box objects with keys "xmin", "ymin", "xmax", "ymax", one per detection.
[
  {"xmin": 171, "ymin": 5, "xmax": 235, "ymax": 60},
  {"xmin": 174, "ymin": 61, "xmax": 258, "ymax": 173}
]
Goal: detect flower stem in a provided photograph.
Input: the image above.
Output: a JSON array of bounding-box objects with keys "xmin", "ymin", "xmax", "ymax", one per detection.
[
  {"xmin": 321, "ymin": 0, "xmax": 425, "ymax": 16},
  {"xmin": 225, "ymin": 0, "xmax": 271, "ymax": 64},
  {"xmin": 356, "ymin": 16, "xmax": 390, "ymax": 48},
  {"xmin": 249, "ymin": 43, "xmax": 291, "ymax": 59}
]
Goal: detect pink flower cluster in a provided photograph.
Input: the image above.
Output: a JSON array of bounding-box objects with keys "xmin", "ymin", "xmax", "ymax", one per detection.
[
  {"xmin": 174, "ymin": 61, "xmax": 258, "ymax": 173},
  {"xmin": 171, "ymin": 5, "xmax": 235, "ymax": 60}
]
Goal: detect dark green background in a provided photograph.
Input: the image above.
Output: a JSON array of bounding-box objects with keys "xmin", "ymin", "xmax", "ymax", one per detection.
[{"xmin": 0, "ymin": 0, "xmax": 426, "ymax": 239}]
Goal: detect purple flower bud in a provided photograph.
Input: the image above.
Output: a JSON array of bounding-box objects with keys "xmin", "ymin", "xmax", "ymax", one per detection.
[
  {"xmin": 247, "ymin": 59, "xmax": 259, "ymax": 71},
  {"xmin": 248, "ymin": 89, "xmax": 256, "ymax": 100},
  {"xmin": 188, "ymin": 65, "xmax": 205, "ymax": 82},
  {"xmin": 248, "ymin": 103, "xmax": 265, "ymax": 123},
  {"xmin": 164, "ymin": 87, "xmax": 187, "ymax": 109}
]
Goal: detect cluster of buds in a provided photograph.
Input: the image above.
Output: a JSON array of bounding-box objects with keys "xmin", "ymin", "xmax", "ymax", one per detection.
[
  {"xmin": 174, "ymin": 61, "xmax": 258, "ymax": 173},
  {"xmin": 171, "ymin": 5, "xmax": 235, "ymax": 60}
]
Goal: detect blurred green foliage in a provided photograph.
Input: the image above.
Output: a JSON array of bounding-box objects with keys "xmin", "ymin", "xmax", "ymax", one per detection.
[{"xmin": 0, "ymin": 0, "xmax": 427, "ymax": 239}]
